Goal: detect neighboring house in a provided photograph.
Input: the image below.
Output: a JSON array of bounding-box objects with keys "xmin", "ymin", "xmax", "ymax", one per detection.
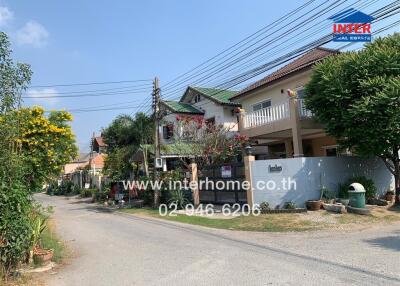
[
  {"xmin": 231, "ymin": 47, "xmax": 342, "ymax": 159},
  {"xmin": 159, "ymin": 86, "xmax": 240, "ymax": 144},
  {"xmin": 63, "ymin": 153, "xmax": 91, "ymax": 175},
  {"xmin": 92, "ymin": 134, "xmax": 107, "ymax": 154},
  {"xmin": 131, "ymin": 86, "xmax": 240, "ymax": 172},
  {"xmin": 63, "ymin": 134, "xmax": 108, "ymax": 189}
]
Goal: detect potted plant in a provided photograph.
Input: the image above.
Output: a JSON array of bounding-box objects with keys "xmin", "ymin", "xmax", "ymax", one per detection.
[
  {"xmin": 29, "ymin": 209, "xmax": 54, "ymax": 265},
  {"xmin": 385, "ymin": 190, "xmax": 395, "ymax": 202},
  {"xmin": 306, "ymin": 200, "xmax": 322, "ymax": 211}
]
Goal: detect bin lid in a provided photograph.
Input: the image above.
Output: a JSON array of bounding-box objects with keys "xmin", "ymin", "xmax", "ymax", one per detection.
[{"xmin": 348, "ymin": 182, "xmax": 366, "ymax": 193}]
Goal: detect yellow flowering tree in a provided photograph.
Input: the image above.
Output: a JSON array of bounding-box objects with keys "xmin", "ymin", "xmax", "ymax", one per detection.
[{"xmin": 16, "ymin": 106, "xmax": 78, "ymax": 192}]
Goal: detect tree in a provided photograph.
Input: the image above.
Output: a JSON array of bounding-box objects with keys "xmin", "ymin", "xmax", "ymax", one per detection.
[
  {"xmin": 305, "ymin": 33, "xmax": 400, "ymax": 193},
  {"xmin": 102, "ymin": 112, "xmax": 153, "ymax": 179},
  {"xmin": 0, "ymin": 32, "xmax": 33, "ymax": 280},
  {"xmin": 15, "ymin": 106, "xmax": 78, "ymax": 192},
  {"xmin": 173, "ymin": 115, "xmax": 249, "ymax": 169}
]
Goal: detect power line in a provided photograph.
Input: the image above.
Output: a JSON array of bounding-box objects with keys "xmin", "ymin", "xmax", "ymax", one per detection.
[
  {"xmin": 29, "ymin": 79, "xmax": 152, "ymax": 88},
  {"xmin": 24, "ymin": 83, "xmax": 153, "ymax": 95},
  {"xmin": 161, "ymin": 0, "xmax": 319, "ymax": 90},
  {"xmin": 161, "ymin": 2, "xmax": 400, "ymax": 106},
  {"xmin": 162, "ymin": 0, "xmax": 399, "ymax": 101},
  {"xmin": 134, "ymin": 0, "xmax": 399, "ymax": 115},
  {"xmin": 161, "ymin": 0, "xmax": 347, "ymax": 96},
  {"xmin": 21, "ymin": 88, "xmax": 152, "ymax": 99}
]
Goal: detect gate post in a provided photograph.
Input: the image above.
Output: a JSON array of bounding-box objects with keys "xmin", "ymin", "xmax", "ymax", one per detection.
[
  {"xmin": 189, "ymin": 160, "xmax": 200, "ymax": 207},
  {"xmin": 244, "ymin": 146, "xmax": 255, "ymax": 207}
]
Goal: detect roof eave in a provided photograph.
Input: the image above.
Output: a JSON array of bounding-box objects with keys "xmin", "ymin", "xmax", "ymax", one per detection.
[{"xmin": 231, "ymin": 65, "xmax": 315, "ymax": 101}]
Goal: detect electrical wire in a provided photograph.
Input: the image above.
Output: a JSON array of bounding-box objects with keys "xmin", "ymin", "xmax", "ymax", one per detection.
[{"xmin": 30, "ymin": 79, "xmax": 152, "ymax": 88}]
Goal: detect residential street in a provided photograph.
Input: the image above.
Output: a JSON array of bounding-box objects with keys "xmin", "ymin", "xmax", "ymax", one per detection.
[{"xmin": 36, "ymin": 193, "xmax": 400, "ymax": 286}]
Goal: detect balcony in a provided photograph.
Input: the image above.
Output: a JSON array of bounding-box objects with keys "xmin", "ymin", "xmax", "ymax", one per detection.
[
  {"xmin": 244, "ymin": 99, "xmax": 312, "ymax": 129},
  {"xmin": 240, "ymin": 99, "xmax": 321, "ymax": 140}
]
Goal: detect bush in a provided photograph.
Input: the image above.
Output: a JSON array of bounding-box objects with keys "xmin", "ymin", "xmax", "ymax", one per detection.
[
  {"xmin": 320, "ymin": 187, "xmax": 335, "ymax": 201},
  {"xmin": 47, "ymin": 181, "xmax": 80, "ymax": 196},
  {"xmin": 0, "ymin": 181, "xmax": 32, "ymax": 278},
  {"xmin": 284, "ymin": 201, "xmax": 296, "ymax": 210},
  {"xmin": 338, "ymin": 176, "xmax": 377, "ymax": 200},
  {"xmin": 80, "ymin": 188, "xmax": 98, "ymax": 198},
  {"xmin": 94, "ymin": 189, "xmax": 108, "ymax": 202},
  {"xmin": 167, "ymin": 189, "xmax": 190, "ymax": 209},
  {"xmin": 259, "ymin": 202, "xmax": 270, "ymax": 213}
]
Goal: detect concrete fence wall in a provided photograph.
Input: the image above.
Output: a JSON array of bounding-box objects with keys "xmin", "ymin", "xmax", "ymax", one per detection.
[{"xmin": 250, "ymin": 156, "xmax": 394, "ymax": 208}]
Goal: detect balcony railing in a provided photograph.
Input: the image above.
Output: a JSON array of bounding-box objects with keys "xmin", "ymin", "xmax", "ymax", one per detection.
[
  {"xmin": 244, "ymin": 102, "xmax": 290, "ymax": 129},
  {"xmin": 243, "ymin": 99, "xmax": 312, "ymax": 129},
  {"xmin": 298, "ymin": 98, "xmax": 313, "ymax": 118}
]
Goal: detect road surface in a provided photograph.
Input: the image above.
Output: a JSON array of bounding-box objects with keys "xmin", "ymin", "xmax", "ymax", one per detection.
[{"xmin": 36, "ymin": 194, "xmax": 400, "ymax": 286}]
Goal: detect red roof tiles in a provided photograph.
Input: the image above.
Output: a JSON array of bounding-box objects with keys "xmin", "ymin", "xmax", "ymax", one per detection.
[{"xmin": 232, "ymin": 47, "xmax": 339, "ymax": 100}]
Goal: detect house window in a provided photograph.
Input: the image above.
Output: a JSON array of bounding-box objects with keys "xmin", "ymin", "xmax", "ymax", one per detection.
[
  {"xmin": 194, "ymin": 94, "xmax": 201, "ymax": 103},
  {"xmin": 163, "ymin": 124, "xmax": 174, "ymax": 140},
  {"xmin": 205, "ymin": 117, "xmax": 215, "ymax": 131},
  {"xmin": 325, "ymin": 147, "xmax": 337, "ymax": 157},
  {"xmin": 296, "ymin": 87, "xmax": 305, "ymax": 99},
  {"xmin": 252, "ymin": 99, "xmax": 271, "ymax": 112}
]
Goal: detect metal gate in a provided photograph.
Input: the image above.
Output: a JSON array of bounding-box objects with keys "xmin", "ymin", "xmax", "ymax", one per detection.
[{"xmin": 198, "ymin": 163, "xmax": 247, "ymax": 205}]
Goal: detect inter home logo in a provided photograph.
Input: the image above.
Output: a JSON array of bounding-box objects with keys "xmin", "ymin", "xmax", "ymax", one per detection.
[{"xmin": 329, "ymin": 9, "xmax": 374, "ymax": 42}]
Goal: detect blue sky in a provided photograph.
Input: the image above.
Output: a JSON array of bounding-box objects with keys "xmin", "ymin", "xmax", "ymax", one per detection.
[{"xmin": 1, "ymin": 1, "xmax": 398, "ymax": 151}]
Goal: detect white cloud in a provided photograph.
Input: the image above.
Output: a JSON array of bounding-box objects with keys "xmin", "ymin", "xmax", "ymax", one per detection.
[
  {"xmin": 16, "ymin": 21, "xmax": 49, "ymax": 47},
  {"xmin": 0, "ymin": 6, "xmax": 13, "ymax": 27},
  {"xmin": 27, "ymin": 88, "xmax": 59, "ymax": 106}
]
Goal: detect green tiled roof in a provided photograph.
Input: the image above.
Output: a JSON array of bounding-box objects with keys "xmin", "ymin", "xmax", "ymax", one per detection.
[
  {"xmin": 140, "ymin": 143, "xmax": 198, "ymax": 156},
  {"xmin": 190, "ymin": 86, "xmax": 240, "ymax": 106},
  {"xmin": 162, "ymin": 100, "xmax": 204, "ymax": 114}
]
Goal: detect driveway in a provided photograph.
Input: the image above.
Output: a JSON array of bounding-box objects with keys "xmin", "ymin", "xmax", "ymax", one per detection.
[{"xmin": 36, "ymin": 193, "xmax": 400, "ymax": 286}]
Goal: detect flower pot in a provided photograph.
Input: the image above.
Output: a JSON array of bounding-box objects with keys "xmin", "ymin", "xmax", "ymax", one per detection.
[
  {"xmin": 339, "ymin": 199, "xmax": 350, "ymax": 206},
  {"xmin": 306, "ymin": 200, "xmax": 322, "ymax": 211},
  {"xmin": 33, "ymin": 248, "xmax": 53, "ymax": 264}
]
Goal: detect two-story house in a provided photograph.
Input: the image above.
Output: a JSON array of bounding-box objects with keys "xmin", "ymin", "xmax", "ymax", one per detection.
[
  {"xmin": 133, "ymin": 86, "xmax": 240, "ymax": 171},
  {"xmin": 160, "ymin": 86, "xmax": 240, "ymax": 144},
  {"xmin": 231, "ymin": 47, "xmax": 341, "ymax": 159}
]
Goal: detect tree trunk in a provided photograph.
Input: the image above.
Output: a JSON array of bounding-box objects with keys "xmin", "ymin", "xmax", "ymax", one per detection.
[
  {"xmin": 395, "ymin": 162, "xmax": 400, "ymax": 202},
  {"xmin": 153, "ymin": 189, "xmax": 160, "ymax": 208}
]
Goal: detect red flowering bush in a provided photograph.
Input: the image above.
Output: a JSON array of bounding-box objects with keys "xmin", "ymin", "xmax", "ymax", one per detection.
[{"xmin": 174, "ymin": 116, "xmax": 249, "ymax": 166}]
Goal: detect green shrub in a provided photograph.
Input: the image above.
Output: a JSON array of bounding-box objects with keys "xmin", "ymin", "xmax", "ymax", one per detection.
[
  {"xmin": 284, "ymin": 201, "xmax": 296, "ymax": 210},
  {"xmin": 320, "ymin": 187, "xmax": 335, "ymax": 201},
  {"xmin": 80, "ymin": 188, "xmax": 97, "ymax": 198},
  {"xmin": 168, "ymin": 189, "xmax": 190, "ymax": 209},
  {"xmin": 259, "ymin": 202, "xmax": 270, "ymax": 213},
  {"xmin": 338, "ymin": 176, "xmax": 377, "ymax": 200},
  {"xmin": 0, "ymin": 181, "xmax": 32, "ymax": 278}
]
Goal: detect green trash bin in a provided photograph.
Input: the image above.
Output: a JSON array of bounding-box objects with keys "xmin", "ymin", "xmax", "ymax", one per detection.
[{"xmin": 348, "ymin": 183, "xmax": 366, "ymax": 208}]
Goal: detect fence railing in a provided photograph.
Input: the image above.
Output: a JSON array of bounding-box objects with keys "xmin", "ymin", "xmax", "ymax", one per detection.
[{"xmin": 244, "ymin": 102, "xmax": 290, "ymax": 129}]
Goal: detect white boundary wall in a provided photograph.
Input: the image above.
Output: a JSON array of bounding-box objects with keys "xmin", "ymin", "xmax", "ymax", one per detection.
[{"xmin": 251, "ymin": 156, "xmax": 394, "ymax": 208}]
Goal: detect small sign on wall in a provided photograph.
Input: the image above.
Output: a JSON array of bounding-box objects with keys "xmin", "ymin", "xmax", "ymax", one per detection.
[
  {"xmin": 268, "ymin": 164, "xmax": 282, "ymax": 173},
  {"xmin": 221, "ymin": 165, "xmax": 232, "ymax": 178}
]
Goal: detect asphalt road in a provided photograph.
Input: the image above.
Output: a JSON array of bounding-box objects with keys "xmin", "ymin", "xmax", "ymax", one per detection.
[{"xmin": 36, "ymin": 193, "xmax": 400, "ymax": 286}]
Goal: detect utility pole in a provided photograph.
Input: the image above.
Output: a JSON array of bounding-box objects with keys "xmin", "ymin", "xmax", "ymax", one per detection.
[
  {"xmin": 152, "ymin": 77, "xmax": 161, "ymax": 207},
  {"xmin": 89, "ymin": 132, "xmax": 95, "ymax": 188}
]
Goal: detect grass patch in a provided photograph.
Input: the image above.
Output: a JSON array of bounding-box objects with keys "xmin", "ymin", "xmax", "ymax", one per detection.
[
  {"xmin": 0, "ymin": 275, "xmax": 44, "ymax": 286},
  {"xmin": 120, "ymin": 208, "xmax": 324, "ymax": 232},
  {"xmin": 120, "ymin": 205, "xmax": 400, "ymax": 232},
  {"xmin": 39, "ymin": 220, "xmax": 64, "ymax": 263}
]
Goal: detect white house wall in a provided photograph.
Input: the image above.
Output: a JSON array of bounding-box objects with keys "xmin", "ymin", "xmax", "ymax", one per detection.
[
  {"xmin": 236, "ymin": 71, "xmax": 312, "ymax": 113},
  {"xmin": 251, "ymin": 156, "xmax": 393, "ymax": 208},
  {"xmin": 192, "ymin": 98, "xmax": 238, "ymax": 131}
]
